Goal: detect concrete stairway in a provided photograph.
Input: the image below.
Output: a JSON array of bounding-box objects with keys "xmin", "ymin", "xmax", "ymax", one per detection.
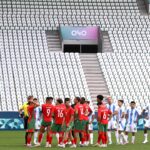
[
  {"xmin": 137, "ymin": 0, "xmax": 148, "ymax": 16},
  {"xmin": 80, "ymin": 53, "xmax": 109, "ymax": 109},
  {"xmin": 46, "ymin": 30, "xmax": 62, "ymax": 52},
  {"xmin": 102, "ymin": 31, "xmax": 113, "ymax": 53}
]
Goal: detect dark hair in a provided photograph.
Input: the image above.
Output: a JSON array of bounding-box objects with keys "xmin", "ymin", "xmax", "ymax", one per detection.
[
  {"xmin": 27, "ymin": 95, "xmax": 33, "ymax": 100},
  {"xmin": 33, "ymin": 98, "xmax": 37, "ymax": 101},
  {"xmin": 46, "ymin": 97, "xmax": 53, "ymax": 101},
  {"xmin": 65, "ymin": 98, "xmax": 70, "ymax": 103},
  {"xmin": 57, "ymin": 98, "xmax": 63, "ymax": 104},
  {"xmin": 97, "ymin": 95, "xmax": 104, "ymax": 101},
  {"xmin": 86, "ymin": 101, "xmax": 90, "ymax": 104},
  {"xmin": 81, "ymin": 97, "xmax": 86, "ymax": 104},
  {"xmin": 118, "ymin": 100, "xmax": 124, "ymax": 104},
  {"xmin": 130, "ymin": 101, "xmax": 136, "ymax": 104},
  {"xmin": 75, "ymin": 97, "xmax": 81, "ymax": 102}
]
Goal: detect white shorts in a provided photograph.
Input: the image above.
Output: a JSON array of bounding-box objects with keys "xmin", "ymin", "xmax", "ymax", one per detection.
[
  {"xmin": 125, "ymin": 123, "xmax": 137, "ymax": 133},
  {"xmin": 88, "ymin": 123, "xmax": 93, "ymax": 131},
  {"xmin": 108, "ymin": 120, "xmax": 117, "ymax": 130},
  {"xmin": 35, "ymin": 120, "xmax": 41, "ymax": 130},
  {"xmin": 117, "ymin": 120, "xmax": 126, "ymax": 131},
  {"xmin": 144, "ymin": 119, "xmax": 150, "ymax": 128}
]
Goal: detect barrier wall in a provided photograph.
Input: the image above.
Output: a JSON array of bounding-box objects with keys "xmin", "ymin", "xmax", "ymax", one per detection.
[{"xmin": 0, "ymin": 112, "xmax": 145, "ymax": 130}]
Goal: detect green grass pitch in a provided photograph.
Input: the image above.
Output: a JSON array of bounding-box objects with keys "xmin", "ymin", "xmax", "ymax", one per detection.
[{"xmin": 0, "ymin": 131, "xmax": 149, "ymax": 150}]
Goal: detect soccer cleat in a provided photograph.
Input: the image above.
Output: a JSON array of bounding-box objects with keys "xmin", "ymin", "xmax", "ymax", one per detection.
[
  {"xmin": 108, "ymin": 141, "xmax": 112, "ymax": 145},
  {"xmin": 26, "ymin": 144, "xmax": 32, "ymax": 147},
  {"xmin": 70, "ymin": 144, "xmax": 77, "ymax": 148},
  {"xmin": 142, "ymin": 140, "xmax": 148, "ymax": 144},
  {"xmin": 93, "ymin": 143, "xmax": 100, "ymax": 147},
  {"xmin": 99, "ymin": 144, "xmax": 107, "ymax": 148},
  {"xmin": 58, "ymin": 144, "xmax": 65, "ymax": 148},
  {"xmin": 34, "ymin": 143, "xmax": 41, "ymax": 147}
]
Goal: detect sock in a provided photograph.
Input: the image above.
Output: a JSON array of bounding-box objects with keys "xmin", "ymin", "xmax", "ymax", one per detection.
[
  {"xmin": 34, "ymin": 131, "xmax": 38, "ymax": 143},
  {"xmin": 38, "ymin": 133, "xmax": 43, "ymax": 143},
  {"xmin": 27, "ymin": 136, "xmax": 31, "ymax": 145},
  {"xmin": 107, "ymin": 131, "xmax": 112, "ymax": 143},
  {"xmin": 121, "ymin": 132, "xmax": 127, "ymax": 143},
  {"xmin": 105, "ymin": 132, "xmax": 107, "ymax": 144},
  {"xmin": 86, "ymin": 133, "xmax": 90, "ymax": 142},
  {"xmin": 49, "ymin": 136, "xmax": 52, "ymax": 144},
  {"xmin": 119, "ymin": 134, "xmax": 123, "ymax": 144},
  {"xmin": 59, "ymin": 136, "xmax": 63, "ymax": 144},
  {"xmin": 132, "ymin": 136, "xmax": 135, "ymax": 143},
  {"xmin": 90, "ymin": 133, "xmax": 93, "ymax": 144},
  {"xmin": 144, "ymin": 133, "xmax": 148, "ymax": 141},
  {"xmin": 125, "ymin": 135, "xmax": 128, "ymax": 142},
  {"xmin": 56, "ymin": 133, "xmax": 59, "ymax": 142},
  {"xmin": 102, "ymin": 132, "xmax": 105, "ymax": 144},
  {"xmin": 74, "ymin": 137, "xmax": 77, "ymax": 145},
  {"xmin": 115, "ymin": 131, "xmax": 119, "ymax": 143},
  {"xmin": 46, "ymin": 134, "xmax": 49, "ymax": 143},
  {"xmin": 25, "ymin": 132, "xmax": 28, "ymax": 144},
  {"xmin": 97, "ymin": 132, "xmax": 102, "ymax": 144},
  {"xmin": 81, "ymin": 137, "xmax": 85, "ymax": 144},
  {"xmin": 71, "ymin": 139, "xmax": 75, "ymax": 145}
]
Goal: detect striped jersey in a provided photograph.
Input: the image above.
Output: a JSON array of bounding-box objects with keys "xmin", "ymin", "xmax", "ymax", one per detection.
[
  {"xmin": 106, "ymin": 103, "xmax": 117, "ymax": 121},
  {"xmin": 126, "ymin": 108, "xmax": 139, "ymax": 124},
  {"xmin": 117, "ymin": 105, "xmax": 125, "ymax": 122}
]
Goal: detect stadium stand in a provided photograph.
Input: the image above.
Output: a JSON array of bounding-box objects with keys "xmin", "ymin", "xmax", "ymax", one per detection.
[
  {"xmin": 97, "ymin": 53, "xmax": 150, "ymax": 109},
  {"xmin": 0, "ymin": 0, "xmax": 149, "ymax": 111}
]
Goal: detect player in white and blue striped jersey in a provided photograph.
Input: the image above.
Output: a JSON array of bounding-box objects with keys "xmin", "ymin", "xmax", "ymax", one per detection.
[
  {"xmin": 106, "ymin": 97, "xmax": 119, "ymax": 145},
  {"xmin": 125, "ymin": 101, "xmax": 139, "ymax": 144},
  {"xmin": 117, "ymin": 100, "xmax": 127, "ymax": 145}
]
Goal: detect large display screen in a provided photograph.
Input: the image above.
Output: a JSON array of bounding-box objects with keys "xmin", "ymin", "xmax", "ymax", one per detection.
[{"xmin": 60, "ymin": 26, "xmax": 100, "ymax": 40}]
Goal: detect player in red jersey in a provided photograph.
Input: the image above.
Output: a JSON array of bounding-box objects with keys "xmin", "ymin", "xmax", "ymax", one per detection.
[
  {"xmin": 74, "ymin": 98, "xmax": 88, "ymax": 147},
  {"xmin": 95, "ymin": 101, "xmax": 112, "ymax": 148},
  {"xmin": 81, "ymin": 97, "xmax": 93, "ymax": 146},
  {"xmin": 59, "ymin": 98, "xmax": 75, "ymax": 148},
  {"xmin": 51, "ymin": 98, "xmax": 66, "ymax": 147},
  {"xmin": 35, "ymin": 97, "xmax": 54, "ymax": 147},
  {"xmin": 26, "ymin": 99, "xmax": 40, "ymax": 147}
]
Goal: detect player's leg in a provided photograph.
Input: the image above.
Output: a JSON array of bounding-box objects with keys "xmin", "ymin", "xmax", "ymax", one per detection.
[
  {"xmin": 100, "ymin": 124, "xmax": 107, "ymax": 147},
  {"xmin": 35, "ymin": 126, "xmax": 45, "ymax": 146},
  {"xmin": 94, "ymin": 123, "xmax": 102, "ymax": 146},
  {"xmin": 107, "ymin": 121, "xmax": 112, "ymax": 144},
  {"xmin": 34, "ymin": 120, "xmax": 40, "ymax": 144},
  {"xmin": 143, "ymin": 120, "xmax": 149, "ymax": 143},
  {"xmin": 131, "ymin": 132, "xmax": 135, "ymax": 144},
  {"xmin": 88, "ymin": 123, "xmax": 94, "ymax": 145},
  {"xmin": 24, "ymin": 117, "xmax": 28, "ymax": 145},
  {"xmin": 27, "ymin": 132, "xmax": 33, "ymax": 147}
]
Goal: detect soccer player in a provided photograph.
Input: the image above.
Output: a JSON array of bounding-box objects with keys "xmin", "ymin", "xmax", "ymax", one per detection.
[
  {"xmin": 51, "ymin": 98, "xmax": 66, "ymax": 147},
  {"xmin": 33, "ymin": 98, "xmax": 41, "ymax": 145},
  {"xmin": 125, "ymin": 101, "xmax": 139, "ymax": 144},
  {"xmin": 117, "ymin": 100, "xmax": 127, "ymax": 145},
  {"xmin": 35, "ymin": 97, "xmax": 54, "ymax": 147},
  {"xmin": 81, "ymin": 98, "xmax": 92, "ymax": 146},
  {"xmin": 96, "ymin": 101, "xmax": 112, "ymax": 147},
  {"xmin": 26, "ymin": 99, "xmax": 40, "ymax": 147},
  {"xmin": 142, "ymin": 103, "xmax": 150, "ymax": 144},
  {"xmin": 86, "ymin": 101, "xmax": 95, "ymax": 145},
  {"xmin": 74, "ymin": 98, "xmax": 88, "ymax": 147},
  {"xmin": 19, "ymin": 95, "xmax": 33, "ymax": 145},
  {"xmin": 60, "ymin": 98, "xmax": 75, "ymax": 148},
  {"xmin": 106, "ymin": 97, "xmax": 118, "ymax": 144}
]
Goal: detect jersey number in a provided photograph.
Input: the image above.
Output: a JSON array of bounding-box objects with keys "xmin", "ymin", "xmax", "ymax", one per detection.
[
  {"xmin": 58, "ymin": 110, "xmax": 63, "ymax": 118},
  {"xmin": 47, "ymin": 109, "xmax": 50, "ymax": 116},
  {"xmin": 103, "ymin": 112, "xmax": 107, "ymax": 119}
]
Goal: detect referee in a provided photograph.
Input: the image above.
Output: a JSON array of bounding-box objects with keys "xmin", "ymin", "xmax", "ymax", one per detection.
[{"xmin": 19, "ymin": 95, "xmax": 33, "ymax": 145}]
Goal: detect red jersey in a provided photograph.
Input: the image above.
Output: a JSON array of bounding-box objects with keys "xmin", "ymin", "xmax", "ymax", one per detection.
[
  {"xmin": 75, "ymin": 104, "xmax": 86, "ymax": 121},
  {"xmin": 28, "ymin": 105, "xmax": 35, "ymax": 123},
  {"xmin": 64, "ymin": 106, "xmax": 74, "ymax": 125},
  {"xmin": 42, "ymin": 103, "xmax": 54, "ymax": 122},
  {"xmin": 98, "ymin": 104, "xmax": 112, "ymax": 124},
  {"xmin": 83, "ymin": 103, "xmax": 92, "ymax": 121},
  {"xmin": 53, "ymin": 104, "xmax": 66, "ymax": 124}
]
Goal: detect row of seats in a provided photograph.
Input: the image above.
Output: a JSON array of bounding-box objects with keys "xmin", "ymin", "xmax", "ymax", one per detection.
[
  {"xmin": 97, "ymin": 53, "xmax": 150, "ymax": 109},
  {"xmin": 1, "ymin": 30, "xmax": 91, "ymax": 111},
  {"xmin": 1, "ymin": 0, "xmax": 150, "ymax": 53}
]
